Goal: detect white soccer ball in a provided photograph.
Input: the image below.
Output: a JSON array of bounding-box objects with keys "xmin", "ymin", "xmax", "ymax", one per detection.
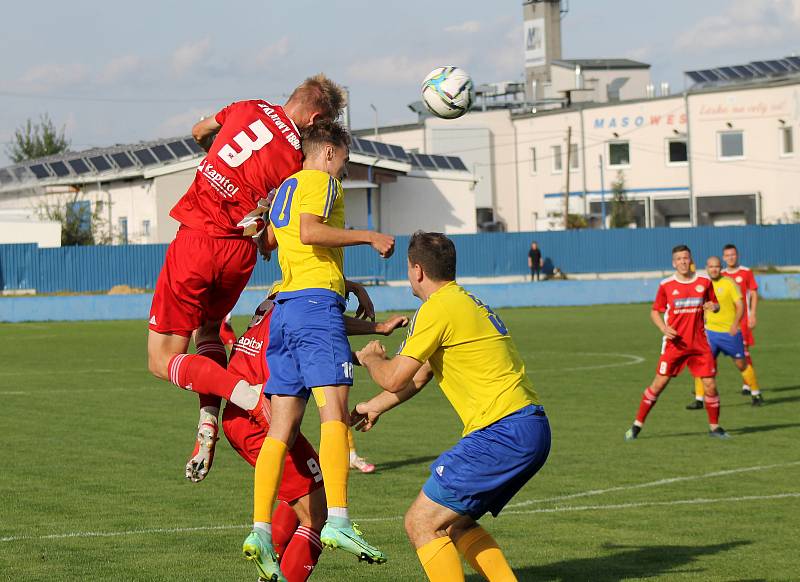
[{"xmin": 421, "ymin": 66, "xmax": 474, "ymax": 119}]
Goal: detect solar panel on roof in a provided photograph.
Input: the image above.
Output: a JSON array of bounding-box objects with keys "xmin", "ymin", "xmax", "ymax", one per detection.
[
  {"xmin": 49, "ymin": 161, "xmax": 70, "ymax": 177},
  {"xmin": 686, "ymin": 71, "xmax": 707, "ymax": 84},
  {"xmin": 388, "ymin": 144, "xmax": 409, "ymax": 161},
  {"xmin": 13, "ymin": 166, "xmax": 31, "ymax": 180},
  {"xmin": 90, "ymin": 155, "xmax": 112, "ymax": 172},
  {"xmin": 717, "ymin": 67, "xmax": 741, "ymax": 79},
  {"xmin": 151, "ymin": 144, "xmax": 175, "ymax": 163},
  {"xmin": 111, "ymin": 152, "xmax": 135, "ymax": 169},
  {"xmin": 750, "ymin": 61, "xmax": 773, "ymax": 75},
  {"xmin": 430, "ymin": 155, "xmax": 453, "ymax": 170},
  {"xmin": 132, "ymin": 148, "xmax": 158, "ymax": 166},
  {"xmin": 698, "ymin": 69, "xmax": 722, "ymax": 81},
  {"xmin": 184, "ymin": 138, "xmax": 204, "ymax": 154},
  {"xmin": 374, "ymin": 142, "xmax": 392, "ymax": 158},
  {"xmin": 414, "ymin": 153, "xmax": 436, "ymax": 170},
  {"xmin": 356, "ymin": 139, "xmax": 377, "ymax": 156},
  {"xmin": 67, "ymin": 158, "xmax": 92, "ymax": 175},
  {"xmin": 29, "ymin": 164, "xmax": 51, "ymax": 179},
  {"xmin": 167, "ymin": 140, "xmax": 192, "ymax": 157},
  {"xmin": 765, "ymin": 60, "xmax": 788, "ymax": 72},
  {"xmin": 786, "ymin": 56, "xmax": 800, "ymax": 69},
  {"xmin": 447, "ymin": 157, "xmax": 468, "ymax": 171},
  {"xmin": 732, "ymin": 65, "xmax": 755, "ymax": 78}
]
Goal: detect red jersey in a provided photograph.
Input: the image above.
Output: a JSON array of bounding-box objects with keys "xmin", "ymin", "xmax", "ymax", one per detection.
[
  {"xmin": 723, "ymin": 266, "xmax": 758, "ymax": 313},
  {"xmin": 653, "ymin": 274, "xmax": 717, "ymax": 350},
  {"xmin": 227, "ymin": 297, "xmax": 274, "ymax": 385},
  {"xmin": 170, "ymin": 100, "xmax": 304, "ymax": 238}
]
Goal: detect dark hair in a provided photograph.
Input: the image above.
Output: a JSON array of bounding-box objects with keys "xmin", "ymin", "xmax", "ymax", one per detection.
[
  {"xmin": 723, "ymin": 244, "xmax": 737, "ymax": 252},
  {"xmin": 301, "ymin": 119, "xmax": 350, "ymax": 158},
  {"xmin": 287, "ymin": 73, "xmax": 347, "ymax": 122},
  {"xmin": 408, "ymin": 231, "xmax": 456, "ymax": 282},
  {"xmin": 672, "ymin": 244, "xmax": 691, "ymax": 255}
]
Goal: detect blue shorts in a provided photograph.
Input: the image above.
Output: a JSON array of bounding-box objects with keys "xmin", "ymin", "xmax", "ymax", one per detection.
[
  {"xmin": 706, "ymin": 330, "xmax": 746, "ymax": 360},
  {"xmin": 422, "ymin": 404, "xmax": 550, "ymax": 519},
  {"xmin": 265, "ymin": 293, "xmax": 353, "ymax": 399}
]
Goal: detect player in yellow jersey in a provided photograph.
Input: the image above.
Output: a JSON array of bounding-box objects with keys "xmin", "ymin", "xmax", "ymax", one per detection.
[
  {"xmin": 242, "ymin": 120, "xmax": 395, "ymax": 582},
  {"xmin": 686, "ymin": 256, "xmax": 761, "ymax": 410},
  {"xmin": 352, "ymin": 232, "xmax": 550, "ymax": 582}
]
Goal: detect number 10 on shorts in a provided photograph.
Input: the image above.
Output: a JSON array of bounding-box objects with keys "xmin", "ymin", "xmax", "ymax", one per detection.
[{"xmin": 341, "ymin": 362, "xmax": 354, "ymax": 379}]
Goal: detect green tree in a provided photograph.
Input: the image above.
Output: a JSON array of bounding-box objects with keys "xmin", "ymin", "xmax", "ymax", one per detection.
[
  {"xmin": 609, "ymin": 171, "xmax": 633, "ymax": 228},
  {"xmin": 7, "ymin": 114, "xmax": 70, "ymax": 163},
  {"xmin": 36, "ymin": 191, "xmax": 111, "ymax": 246}
]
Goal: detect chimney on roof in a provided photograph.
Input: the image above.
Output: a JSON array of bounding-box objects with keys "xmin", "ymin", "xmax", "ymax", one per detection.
[{"xmin": 660, "ymin": 81, "xmax": 671, "ymax": 96}]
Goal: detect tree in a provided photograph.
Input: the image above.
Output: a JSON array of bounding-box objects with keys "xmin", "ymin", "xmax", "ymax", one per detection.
[
  {"xmin": 7, "ymin": 114, "xmax": 70, "ymax": 163},
  {"xmin": 609, "ymin": 171, "xmax": 633, "ymax": 228},
  {"xmin": 36, "ymin": 190, "xmax": 112, "ymax": 246}
]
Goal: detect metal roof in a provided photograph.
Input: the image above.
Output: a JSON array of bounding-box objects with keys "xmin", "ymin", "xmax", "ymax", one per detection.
[
  {"xmin": 0, "ymin": 133, "xmax": 468, "ymax": 192},
  {"xmin": 552, "ymin": 59, "xmax": 651, "ymax": 70}
]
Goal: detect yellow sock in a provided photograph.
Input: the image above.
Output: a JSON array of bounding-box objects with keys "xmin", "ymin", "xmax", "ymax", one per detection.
[
  {"xmin": 741, "ymin": 365, "xmax": 760, "ymax": 393},
  {"xmin": 347, "ymin": 426, "xmax": 356, "ymax": 452},
  {"xmin": 694, "ymin": 377, "xmax": 705, "ymax": 400},
  {"xmin": 416, "ymin": 536, "xmax": 464, "ymax": 582},
  {"xmin": 253, "ymin": 437, "xmax": 287, "ymax": 523},
  {"xmin": 454, "ymin": 526, "xmax": 517, "ymax": 582},
  {"xmin": 320, "ymin": 420, "xmax": 349, "ymax": 509}
]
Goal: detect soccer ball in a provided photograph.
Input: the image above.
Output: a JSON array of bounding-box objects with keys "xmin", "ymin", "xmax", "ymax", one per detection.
[{"xmin": 421, "ymin": 66, "xmax": 474, "ymax": 119}]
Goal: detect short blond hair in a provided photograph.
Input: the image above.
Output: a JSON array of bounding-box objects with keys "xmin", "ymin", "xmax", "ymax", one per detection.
[{"xmin": 288, "ymin": 74, "xmax": 346, "ymax": 122}]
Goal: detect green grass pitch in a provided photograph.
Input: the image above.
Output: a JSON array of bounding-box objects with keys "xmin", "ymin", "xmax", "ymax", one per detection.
[{"xmin": 1, "ymin": 300, "xmax": 799, "ymax": 581}]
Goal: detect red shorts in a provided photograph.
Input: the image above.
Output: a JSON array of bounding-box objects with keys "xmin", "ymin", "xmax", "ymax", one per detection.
[
  {"xmin": 221, "ymin": 403, "xmax": 323, "ymax": 504},
  {"xmin": 741, "ymin": 324, "xmax": 755, "ymax": 347},
  {"xmin": 657, "ymin": 342, "xmax": 716, "ymax": 378},
  {"xmin": 149, "ymin": 227, "xmax": 256, "ymax": 336}
]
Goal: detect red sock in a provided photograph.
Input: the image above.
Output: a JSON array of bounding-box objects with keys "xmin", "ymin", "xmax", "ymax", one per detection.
[
  {"xmin": 281, "ymin": 525, "xmax": 323, "ymax": 582},
  {"xmin": 272, "ymin": 501, "xmax": 299, "ymax": 558},
  {"xmin": 168, "ymin": 353, "xmax": 240, "ymax": 400},
  {"xmin": 635, "ymin": 387, "xmax": 659, "ymax": 424},
  {"xmin": 195, "ymin": 341, "xmax": 227, "ymax": 410},
  {"xmin": 705, "ymin": 394, "xmax": 720, "ymax": 425}
]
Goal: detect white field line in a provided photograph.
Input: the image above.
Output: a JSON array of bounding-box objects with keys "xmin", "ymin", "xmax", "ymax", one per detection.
[
  {"xmin": 4, "ymin": 493, "xmax": 798, "ymax": 543},
  {"xmin": 504, "ymin": 460, "xmax": 800, "ymax": 508},
  {"xmin": 541, "ymin": 352, "xmax": 645, "ymax": 372}
]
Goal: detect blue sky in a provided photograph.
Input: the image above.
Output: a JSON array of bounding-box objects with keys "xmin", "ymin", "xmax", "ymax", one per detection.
[{"xmin": 1, "ymin": 0, "xmax": 799, "ymax": 165}]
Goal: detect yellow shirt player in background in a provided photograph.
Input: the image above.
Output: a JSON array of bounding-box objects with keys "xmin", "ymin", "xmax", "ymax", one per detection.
[
  {"xmin": 687, "ymin": 256, "xmax": 761, "ymax": 410},
  {"xmin": 353, "ymin": 231, "xmax": 551, "ymax": 582},
  {"xmin": 242, "ymin": 120, "xmax": 396, "ymax": 582}
]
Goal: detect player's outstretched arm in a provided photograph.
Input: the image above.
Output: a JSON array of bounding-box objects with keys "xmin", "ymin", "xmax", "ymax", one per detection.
[
  {"xmin": 192, "ymin": 117, "xmax": 222, "ymax": 152},
  {"xmin": 345, "ymin": 315, "xmax": 409, "ymax": 336},
  {"xmin": 300, "ymin": 214, "xmax": 395, "ymax": 257},
  {"xmin": 357, "ymin": 340, "xmax": 422, "ymax": 393},
  {"xmin": 345, "ymin": 279, "xmax": 376, "ymax": 320},
  {"xmin": 350, "ymin": 362, "xmax": 433, "ymax": 432}
]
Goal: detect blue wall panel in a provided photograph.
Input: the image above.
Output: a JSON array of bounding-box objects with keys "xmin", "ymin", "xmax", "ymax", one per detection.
[{"xmin": 1, "ymin": 225, "xmax": 799, "ymax": 293}]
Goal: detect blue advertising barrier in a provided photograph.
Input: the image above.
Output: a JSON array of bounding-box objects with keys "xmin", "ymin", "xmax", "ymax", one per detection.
[
  {"xmin": 1, "ymin": 224, "xmax": 799, "ymax": 293},
  {"xmin": 1, "ymin": 274, "xmax": 798, "ymax": 323}
]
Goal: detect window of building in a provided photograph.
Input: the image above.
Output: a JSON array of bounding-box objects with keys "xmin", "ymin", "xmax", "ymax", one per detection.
[
  {"xmin": 667, "ymin": 139, "xmax": 688, "ymax": 165},
  {"xmin": 780, "ymin": 126, "xmax": 794, "ymax": 156},
  {"xmin": 119, "ymin": 217, "xmax": 128, "ymax": 244},
  {"xmin": 142, "ymin": 220, "xmax": 151, "ymax": 237},
  {"xmin": 569, "ymin": 143, "xmax": 580, "ymax": 170},
  {"xmin": 67, "ymin": 200, "xmax": 92, "ymax": 236},
  {"xmin": 718, "ymin": 131, "xmax": 744, "ymax": 159},
  {"xmin": 551, "ymin": 144, "xmax": 562, "ymax": 173},
  {"xmin": 530, "ymin": 147, "xmax": 537, "ymax": 174},
  {"xmin": 608, "ymin": 141, "xmax": 630, "ymax": 167}
]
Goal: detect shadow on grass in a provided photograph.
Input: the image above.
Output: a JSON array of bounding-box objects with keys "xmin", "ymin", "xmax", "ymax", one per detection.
[
  {"xmin": 466, "ymin": 540, "xmax": 751, "ymax": 582},
  {"xmin": 766, "ymin": 385, "xmax": 800, "ymax": 393},
  {"xmin": 375, "ymin": 455, "xmax": 438, "ymax": 472},
  {"xmin": 730, "ymin": 422, "xmax": 800, "ymax": 435}
]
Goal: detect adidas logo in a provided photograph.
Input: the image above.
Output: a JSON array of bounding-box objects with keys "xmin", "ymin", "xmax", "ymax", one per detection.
[
  {"xmin": 149, "ymin": 315, "xmax": 157, "ymax": 325},
  {"xmin": 672, "ymin": 290, "xmax": 679, "ymax": 296}
]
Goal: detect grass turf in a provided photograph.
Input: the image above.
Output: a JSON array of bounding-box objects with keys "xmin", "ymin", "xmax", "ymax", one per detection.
[{"xmin": 1, "ymin": 300, "xmax": 799, "ymax": 581}]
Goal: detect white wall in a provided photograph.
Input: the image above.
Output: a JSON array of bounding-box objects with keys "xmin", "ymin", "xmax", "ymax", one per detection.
[
  {"xmin": 380, "ymin": 173, "xmax": 476, "ymax": 235},
  {"xmin": 0, "ymin": 220, "xmax": 61, "ymax": 247}
]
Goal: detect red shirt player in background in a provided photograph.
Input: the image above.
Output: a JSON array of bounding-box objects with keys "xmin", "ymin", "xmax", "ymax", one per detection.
[
  {"xmin": 624, "ymin": 245, "xmax": 730, "ymax": 440},
  {"xmin": 722, "ymin": 243, "xmax": 764, "ymax": 405},
  {"xmin": 146, "ymin": 75, "xmax": 347, "ymax": 478}
]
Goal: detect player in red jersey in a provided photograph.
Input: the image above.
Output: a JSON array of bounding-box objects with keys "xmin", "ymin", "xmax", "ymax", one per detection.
[
  {"xmin": 624, "ymin": 245, "xmax": 729, "ymax": 440},
  {"xmin": 722, "ymin": 243, "xmax": 764, "ymax": 405},
  {"xmin": 219, "ymin": 313, "xmax": 237, "ymax": 347},
  {"xmin": 190, "ymin": 288, "xmax": 410, "ymax": 582},
  {"xmin": 146, "ymin": 75, "xmax": 347, "ymax": 467}
]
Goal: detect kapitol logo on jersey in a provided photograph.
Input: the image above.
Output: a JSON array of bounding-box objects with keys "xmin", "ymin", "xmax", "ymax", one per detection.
[
  {"xmin": 234, "ymin": 336, "xmax": 263, "ymax": 356},
  {"xmin": 198, "ymin": 160, "xmax": 240, "ymax": 199}
]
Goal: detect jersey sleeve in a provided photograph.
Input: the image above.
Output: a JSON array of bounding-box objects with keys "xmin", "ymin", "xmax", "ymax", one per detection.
[
  {"xmin": 297, "ymin": 174, "xmax": 338, "ymax": 220},
  {"xmin": 398, "ymin": 302, "xmax": 447, "ymax": 363},
  {"xmin": 214, "ymin": 102, "xmax": 238, "ymax": 125},
  {"xmin": 746, "ymin": 271, "xmax": 759, "ymax": 291},
  {"xmin": 652, "ymin": 284, "xmax": 668, "ymax": 312}
]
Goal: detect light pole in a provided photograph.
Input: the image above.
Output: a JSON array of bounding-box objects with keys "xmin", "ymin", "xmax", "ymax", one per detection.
[{"xmin": 369, "ymin": 103, "xmax": 378, "ymax": 139}]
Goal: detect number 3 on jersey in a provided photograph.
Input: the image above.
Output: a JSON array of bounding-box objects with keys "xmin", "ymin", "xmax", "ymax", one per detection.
[
  {"xmin": 218, "ymin": 119, "xmax": 273, "ymax": 168},
  {"xmin": 269, "ymin": 178, "xmax": 298, "ymax": 228}
]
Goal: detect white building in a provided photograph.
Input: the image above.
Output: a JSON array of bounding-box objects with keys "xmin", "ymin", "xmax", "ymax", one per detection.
[{"xmin": 0, "ymin": 135, "xmax": 473, "ymax": 245}]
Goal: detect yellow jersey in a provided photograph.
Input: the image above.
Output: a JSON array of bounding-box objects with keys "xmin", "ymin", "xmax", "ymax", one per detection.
[
  {"xmin": 398, "ymin": 282, "xmax": 540, "ymax": 436},
  {"xmin": 705, "ymin": 276, "xmax": 742, "ymax": 333},
  {"xmin": 269, "ymin": 169, "xmax": 346, "ymax": 299}
]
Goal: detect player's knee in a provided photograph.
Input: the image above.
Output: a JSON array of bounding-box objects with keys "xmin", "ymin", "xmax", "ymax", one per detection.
[{"xmin": 147, "ymin": 351, "xmax": 170, "ymax": 380}]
